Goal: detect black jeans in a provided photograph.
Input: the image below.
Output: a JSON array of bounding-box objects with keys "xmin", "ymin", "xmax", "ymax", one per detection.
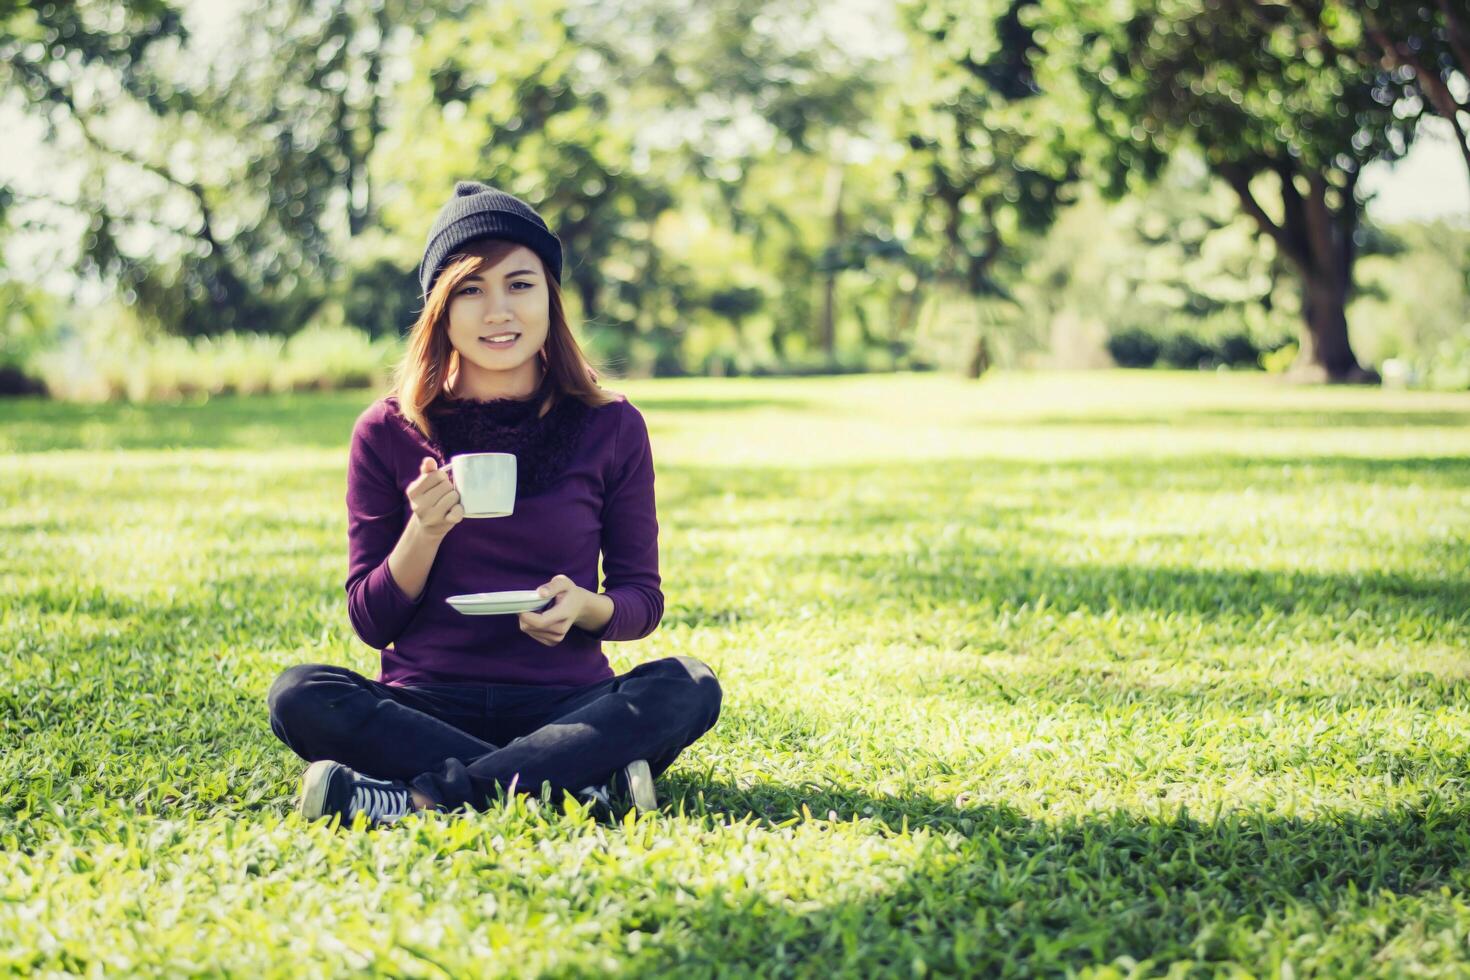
[{"xmin": 267, "ymin": 656, "xmax": 722, "ymax": 811}]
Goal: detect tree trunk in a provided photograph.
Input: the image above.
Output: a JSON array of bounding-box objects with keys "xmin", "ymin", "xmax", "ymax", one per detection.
[
  {"xmin": 966, "ymin": 333, "xmax": 991, "ymax": 379},
  {"xmin": 818, "ymin": 139, "xmax": 847, "ymax": 357},
  {"xmin": 770, "ymin": 322, "xmax": 789, "ymax": 361},
  {"xmin": 1291, "ymin": 173, "xmax": 1377, "ymax": 383},
  {"xmin": 819, "ymin": 271, "xmax": 837, "ymax": 358},
  {"xmin": 1295, "ymin": 275, "xmax": 1376, "ymax": 383},
  {"xmin": 1220, "ymin": 162, "xmax": 1377, "ymax": 383},
  {"xmin": 895, "ymin": 281, "xmax": 921, "ymax": 343}
]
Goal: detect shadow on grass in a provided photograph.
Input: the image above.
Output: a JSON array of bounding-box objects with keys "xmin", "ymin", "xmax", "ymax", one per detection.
[
  {"xmin": 661, "ymin": 546, "xmax": 1467, "ymax": 634},
  {"xmin": 656, "ymin": 453, "xmax": 1468, "ymax": 633},
  {"xmin": 659, "ymin": 456, "xmax": 1470, "ymax": 512},
  {"xmin": 911, "ymin": 662, "xmax": 1470, "ymax": 716},
  {"xmin": 14, "ymin": 521, "xmax": 1463, "ymax": 655},
  {"xmin": 9, "ymin": 375, "xmax": 1468, "ymax": 457},
  {"xmin": 635, "ymin": 396, "xmax": 812, "ymax": 413},
  {"xmin": 0, "ymin": 390, "xmax": 375, "ymax": 452},
  {"xmin": 980, "ymin": 409, "xmax": 1470, "ymax": 430},
  {"xmin": 0, "ymin": 391, "xmax": 809, "ymax": 453},
  {"xmin": 847, "ymin": 559, "xmax": 1470, "ymax": 623},
  {"xmin": 631, "ymin": 773, "xmax": 1470, "ymax": 974}
]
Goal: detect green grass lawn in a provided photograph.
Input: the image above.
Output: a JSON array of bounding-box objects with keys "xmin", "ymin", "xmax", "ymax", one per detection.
[{"xmin": 3, "ymin": 370, "xmax": 1470, "ymax": 976}]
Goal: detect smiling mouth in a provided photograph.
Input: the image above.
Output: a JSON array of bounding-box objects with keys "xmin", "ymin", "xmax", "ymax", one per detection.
[{"xmin": 479, "ymin": 332, "xmax": 520, "ymax": 345}]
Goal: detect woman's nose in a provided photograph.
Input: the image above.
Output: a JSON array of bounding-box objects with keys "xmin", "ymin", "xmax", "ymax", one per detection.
[{"xmin": 483, "ymin": 292, "xmax": 513, "ymax": 320}]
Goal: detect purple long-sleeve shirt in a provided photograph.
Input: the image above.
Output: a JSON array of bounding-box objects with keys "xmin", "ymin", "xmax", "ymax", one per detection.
[{"xmin": 344, "ymin": 393, "xmax": 663, "ymax": 687}]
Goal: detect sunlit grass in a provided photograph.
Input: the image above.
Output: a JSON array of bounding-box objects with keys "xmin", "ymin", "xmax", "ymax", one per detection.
[{"xmin": 2, "ymin": 370, "xmax": 1469, "ymax": 975}]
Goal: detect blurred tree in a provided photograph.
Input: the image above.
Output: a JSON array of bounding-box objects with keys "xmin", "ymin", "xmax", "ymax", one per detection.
[
  {"xmin": 1021, "ymin": 159, "xmax": 1296, "ymax": 345},
  {"xmin": 221, "ymin": 0, "xmax": 454, "ymax": 336},
  {"xmin": 1036, "ymin": 0, "xmax": 1422, "ymax": 382},
  {"xmin": 375, "ymin": 0, "xmax": 892, "ymax": 371},
  {"xmin": 1, "ymin": 0, "xmax": 447, "ymax": 337},
  {"xmin": 342, "ymin": 254, "xmax": 422, "ymax": 338},
  {"xmin": 1351, "ymin": 219, "xmax": 1470, "ymax": 366},
  {"xmin": 0, "ymin": 0, "xmax": 185, "ymax": 97},
  {"xmin": 896, "ymin": 0, "xmax": 1079, "ymax": 376},
  {"xmin": 621, "ymin": 0, "xmax": 890, "ymax": 359}
]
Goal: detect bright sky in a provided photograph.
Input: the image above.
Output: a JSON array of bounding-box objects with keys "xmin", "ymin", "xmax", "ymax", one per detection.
[{"xmin": 1360, "ymin": 117, "xmax": 1470, "ymax": 223}]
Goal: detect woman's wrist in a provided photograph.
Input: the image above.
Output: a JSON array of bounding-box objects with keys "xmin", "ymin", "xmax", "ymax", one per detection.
[
  {"xmin": 573, "ymin": 589, "xmax": 615, "ymax": 633},
  {"xmin": 407, "ymin": 512, "xmax": 451, "ymax": 543},
  {"xmin": 388, "ymin": 514, "xmax": 446, "ymax": 603}
]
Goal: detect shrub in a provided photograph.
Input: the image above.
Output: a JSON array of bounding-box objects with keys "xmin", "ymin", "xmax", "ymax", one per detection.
[
  {"xmin": 36, "ymin": 320, "xmax": 401, "ymax": 402},
  {"xmin": 1106, "ymin": 327, "xmax": 1162, "ymax": 368},
  {"xmin": 276, "ymin": 324, "xmax": 399, "ymax": 392},
  {"xmin": 343, "ymin": 257, "xmax": 422, "ymax": 339},
  {"xmin": 0, "ymin": 282, "xmax": 64, "ymax": 396},
  {"xmin": 1260, "ymin": 341, "xmax": 1299, "ymax": 374},
  {"xmin": 1106, "ymin": 319, "xmax": 1292, "ymax": 372},
  {"xmin": 1215, "ymin": 331, "xmax": 1261, "ymax": 367},
  {"xmin": 1159, "ymin": 332, "xmax": 1214, "ymax": 369},
  {"xmin": 1417, "ymin": 332, "xmax": 1470, "ymax": 391},
  {"xmin": 0, "ymin": 364, "xmax": 45, "ymax": 396}
]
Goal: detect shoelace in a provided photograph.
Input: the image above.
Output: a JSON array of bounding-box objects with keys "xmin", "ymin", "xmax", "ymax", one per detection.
[{"xmin": 350, "ymin": 783, "xmax": 411, "ymax": 822}]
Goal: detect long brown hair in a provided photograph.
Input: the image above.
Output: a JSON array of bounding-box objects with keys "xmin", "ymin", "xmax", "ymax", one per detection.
[{"xmin": 390, "ymin": 239, "xmax": 617, "ymax": 440}]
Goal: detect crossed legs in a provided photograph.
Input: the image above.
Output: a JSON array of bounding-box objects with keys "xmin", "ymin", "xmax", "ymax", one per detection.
[{"xmin": 267, "ymin": 656, "xmax": 722, "ymax": 811}]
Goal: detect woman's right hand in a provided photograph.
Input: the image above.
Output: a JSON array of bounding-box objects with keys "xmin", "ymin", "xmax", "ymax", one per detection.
[{"xmin": 407, "ymin": 457, "xmax": 465, "ymax": 538}]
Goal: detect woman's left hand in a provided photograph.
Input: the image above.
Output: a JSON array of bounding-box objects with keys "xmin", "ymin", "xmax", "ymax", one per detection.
[{"xmin": 518, "ymin": 574, "xmax": 589, "ymax": 646}]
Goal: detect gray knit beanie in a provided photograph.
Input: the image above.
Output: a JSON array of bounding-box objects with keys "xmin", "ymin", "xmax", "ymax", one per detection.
[{"xmin": 417, "ymin": 181, "xmax": 563, "ymax": 299}]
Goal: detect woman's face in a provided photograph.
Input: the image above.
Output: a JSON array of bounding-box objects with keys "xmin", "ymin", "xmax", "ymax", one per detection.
[{"xmin": 444, "ymin": 243, "xmax": 551, "ymax": 384}]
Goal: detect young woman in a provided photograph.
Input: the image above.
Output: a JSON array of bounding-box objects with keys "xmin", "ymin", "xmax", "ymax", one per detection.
[{"xmin": 266, "ymin": 181, "xmax": 722, "ymax": 827}]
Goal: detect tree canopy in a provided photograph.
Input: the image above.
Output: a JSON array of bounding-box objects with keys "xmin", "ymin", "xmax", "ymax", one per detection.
[
  {"xmin": 1034, "ymin": 0, "xmax": 1432, "ymax": 380},
  {"xmin": 0, "ymin": 0, "xmax": 1460, "ymax": 383}
]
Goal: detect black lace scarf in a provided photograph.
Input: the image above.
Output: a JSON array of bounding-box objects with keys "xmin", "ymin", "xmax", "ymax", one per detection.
[{"xmin": 426, "ymin": 390, "xmax": 594, "ymax": 497}]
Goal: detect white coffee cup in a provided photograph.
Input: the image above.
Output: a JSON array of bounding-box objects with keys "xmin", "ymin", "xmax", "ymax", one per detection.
[{"xmin": 444, "ymin": 452, "xmax": 516, "ymax": 518}]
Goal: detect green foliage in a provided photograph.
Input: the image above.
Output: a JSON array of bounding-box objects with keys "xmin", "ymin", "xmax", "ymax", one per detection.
[
  {"xmin": 1349, "ymin": 220, "xmax": 1470, "ymax": 369},
  {"xmin": 0, "ymin": 0, "xmax": 185, "ymax": 101},
  {"xmin": 1015, "ymin": 160, "xmax": 1299, "ymax": 371},
  {"xmin": 896, "ymin": 0, "xmax": 1079, "ymax": 293},
  {"xmin": 1035, "ymin": 0, "xmax": 1409, "ymax": 189},
  {"xmin": 3, "ymin": 374, "xmax": 1470, "ymax": 973},
  {"xmin": 1031, "ymin": 0, "xmax": 1424, "ymax": 378},
  {"xmin": 1302, "ymin": 0, "xmax": 1470, "ymax": 186},
  {"xmin": 1, "ymin": 0, "xmax": 1463, "ymax": 385},
  {"xmin": 1157, "ymin": 331, "xmax": 1213, "ymax": 370},
  {"xmin": 1, "ymin": 0, "xmax": 446, "ymax": 337},
  {"xmin": 0, "ymin": 280, "xmax": 61, "ymax": 391},
  {"xmin": 1417, "ymin": 333, "xmax": 1470, "ymax": 392},
  {"xmin": 629, "ymin": 0, "xmax": 895, "ymax": 360},
  {"xmin": 342, "ymin": 248, "xmax": 424, "ymax": 340},
  {"xmin": 1261, "ymin": 341, "xmax": 1300, "ymax": 374}
]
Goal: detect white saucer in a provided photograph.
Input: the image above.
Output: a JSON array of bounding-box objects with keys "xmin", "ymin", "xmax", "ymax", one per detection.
[{"xmin": 446, "ymin": 590, "xmax": 553, "ymax": 616}]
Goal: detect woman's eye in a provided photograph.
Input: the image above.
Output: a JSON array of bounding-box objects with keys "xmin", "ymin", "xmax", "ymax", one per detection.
[
  {"xmin": 510, "ymin": 281, "xmax": 533, "ymax": 290},
  {"xmin": 457, "ymin": 286, "xmax": 480, "ymax": 296}
]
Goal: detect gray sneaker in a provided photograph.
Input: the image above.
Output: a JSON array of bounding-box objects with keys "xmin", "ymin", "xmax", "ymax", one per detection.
[
  {"xmin": 298, "ymin": 760, "xmax": 416, "ymax": 827},
  {"xmin": 577, "ymin": 759, "xmax": 657, "ymax": 816}
]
